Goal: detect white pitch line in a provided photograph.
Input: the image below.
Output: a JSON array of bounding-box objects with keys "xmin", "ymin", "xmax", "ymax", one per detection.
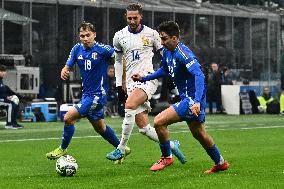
[{"xmin": 0, "ymin": 125, "xmax": 284, "ymax": 143}]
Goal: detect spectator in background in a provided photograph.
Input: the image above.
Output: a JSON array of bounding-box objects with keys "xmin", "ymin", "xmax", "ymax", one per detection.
[
  {"xmin": 257, "ymin": 86, "xmax": 274, "ymax": 113},
  {"xmin": 207, "ymin": 62, "xmax": 225, "ymax": 114},
  {"xmin": 280, "ymin": 92, "xmax": 284, "ymax": 114},
  {"xmin": 106, "ymin": 65, "xmax": 119, "ymax": 117},
  {"xmin": 0, "ymin": 65, "xmax": 23, "ymax": 129},
  {"xmin": 220, "ymin": 66, "xmax": 234, "ymax": 85}
]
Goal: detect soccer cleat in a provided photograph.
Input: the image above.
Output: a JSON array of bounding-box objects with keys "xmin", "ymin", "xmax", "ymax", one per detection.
[
  {"xmin": 150, "ymin": 157, "xmax": 174, "ymax": 171},
  {"xmin": 5, "ymin": 125, "xmax": 18, "ymax": 130},
  {"xmin": 171, "ymin": 140, "xmax": 187, "ymax": 164},
  {"xmin": 106, "ymin": 147, "xmax": 131, "ymax": 161},
  {"xmin": 46, "ymin": 147, "xmax": 67, "ymax": 160},
  {"xmin": 114, "ymin": 146, "xmax": 131, "ymax": 164},
  {"xmin": 13, "ymin": 123, "xmax": 23, "ymax": 129},
  {"xmin": 204, "ymin": 160, "xmax": 229, "ymax": 174}
]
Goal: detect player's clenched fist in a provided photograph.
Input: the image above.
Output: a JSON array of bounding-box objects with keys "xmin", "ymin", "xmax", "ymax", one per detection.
[
  {"xmin": 131, "ymin": 74, "xmax": 142, "ymax": 82},
  {"xmin": 190, "ymin": 103, "xmax": 200, "ymax": 117},
  {"xmin": 61, "ymin": 66, "xmax": 70, "ymax": 80}
]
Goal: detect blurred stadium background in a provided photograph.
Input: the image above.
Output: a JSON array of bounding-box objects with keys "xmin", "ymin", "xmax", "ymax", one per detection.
[
  {"xmin": 1, "ymin": 0, "xmax": 283, "ymax": 103},
  {"xmin": 1, "ymin": 0, "xmax": 284, "ymax": 188}
]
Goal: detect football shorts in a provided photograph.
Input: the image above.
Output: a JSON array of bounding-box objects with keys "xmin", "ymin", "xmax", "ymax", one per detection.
[
  {"xmin": 127, "ymin": 79, "xmax": 158, "ymax": 114},
  {"xmin": 75, "ymin": 94, "xmax": 107, "ymax": 121},
  {"xmin": 173, "ymin": 97, "xmax": 205, "ymax": 123}
]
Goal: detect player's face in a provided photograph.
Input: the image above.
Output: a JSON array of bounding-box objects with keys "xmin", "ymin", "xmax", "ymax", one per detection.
[
  {"xmin": 0, "ymin": 70, "xmax": 6, "ymax": 79},
  {"xmin": 159, "ymin": 32, "xmax": 178, "ymax": 51},
  {"xmin": 126, "ymin": 10, "xmax": 142, "ymax": 32},
  {"xmin": 79, "ymin": 28, "xmax": 96, "ymax": 48}
]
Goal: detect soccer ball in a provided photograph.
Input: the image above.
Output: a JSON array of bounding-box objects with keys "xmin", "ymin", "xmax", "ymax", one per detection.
[{"xmin": 56, "ymin": 155, "xmax": 78, "ymax": 177}]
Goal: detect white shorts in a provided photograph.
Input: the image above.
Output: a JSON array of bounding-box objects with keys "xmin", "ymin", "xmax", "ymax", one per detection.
[{"xmin": 127, "ymin": 79, "xmax": 158, "ymax": 114}]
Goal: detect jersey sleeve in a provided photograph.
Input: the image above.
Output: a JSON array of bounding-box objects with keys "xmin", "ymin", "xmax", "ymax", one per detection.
[
  {"xmin": 153, "ymin": 30, "xmax": 163, "ymax": 52},
  {"xmin": 101, "ymin": 45, "xmax": 115, "ymax": 61},
  {"xmin": 181, "ymin": 56, "xmax": 205, "ymax": 103},
  {"xmin": 113, "ymin": 33, "xmax": 123, "ymax": 86},
  {"xmin": 113, "ymin": 32, "xmax": 122, "ymax": 53},
  {"xmin": 114, "ymin": 53, "xmax": 124, "ymax": 87},
  {"xmin": 66, "ymin": 44, "xmax": 79, "ymax": 67}
]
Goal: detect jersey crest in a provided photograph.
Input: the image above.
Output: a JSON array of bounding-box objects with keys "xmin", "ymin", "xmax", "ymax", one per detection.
[
  {"xmin": 92, "ymin": 52, "xmax": 97, "ymax": 60},
  {"xmin": 141, "ymin": 35, "xmax": 150, "ymax": 46}
]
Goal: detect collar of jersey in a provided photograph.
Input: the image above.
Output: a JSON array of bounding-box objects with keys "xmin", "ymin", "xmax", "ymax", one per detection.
[
  {"xmin": 128, "ymin": 25, "xmax": 144, "ymax": 34},
  {"xmin": 82, "ymin": 42, "xmax": 98, "ymax": 50},
  {"xmin": 173, "ymin": 41, "xmax": 183, "ymax": 53}
]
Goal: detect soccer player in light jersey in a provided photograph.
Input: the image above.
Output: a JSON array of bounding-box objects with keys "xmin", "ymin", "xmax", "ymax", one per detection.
[
  {"xmin": 132, "ymin": 21, "xmax": 229, "ymax": 173},
  {"xmin": 106, "ymin": 3, "xmax": 186, "ymax": 164},
  {"xmin": 46, "ymin": 22, "xmax": 121, "ymax": 159}
]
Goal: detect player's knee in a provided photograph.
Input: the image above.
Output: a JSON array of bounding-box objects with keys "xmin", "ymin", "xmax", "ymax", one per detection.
[
  {"xmin": 125, "ymin": 101, "xmax": 138, "ymax": 110},
  {"xmin": 63, "ymin": 115, "xmax": 75, "ymax": 125},
  {"xmin": 94, "ymin": 125, "xmax": 105, "ymax": 134},
  {"xmin": 153, "ymin": 116, "xmax": 163, "ymax": 129}
]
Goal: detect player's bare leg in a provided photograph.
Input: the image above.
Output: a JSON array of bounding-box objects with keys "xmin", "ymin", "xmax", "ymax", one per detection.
[
  {"xmin": 188, "ymin": 122, "xmax": 229, "ymax": 174},
  {"xmin": 106, "ymin": 88, "xmax": 145, "ymax": 161},
  {"xmin": 46, "ymin": 107, "xmax": 80, "ymax": 160},
  {"xmin": 150, "ymin": 106, "xmax": 183, "ymax": 171},
  {"xmin": 90, "ymin": 119, "xmax": 120, "ymax": 148}
]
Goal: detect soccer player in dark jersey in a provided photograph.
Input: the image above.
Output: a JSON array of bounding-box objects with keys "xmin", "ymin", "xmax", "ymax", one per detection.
[
  {"xmin": 132, "ymin": 21, "xmax": 229, "ymax": 173},
  {"xmin": 46, "ymin": 22, "xmax": 121, "ymax": 159}
]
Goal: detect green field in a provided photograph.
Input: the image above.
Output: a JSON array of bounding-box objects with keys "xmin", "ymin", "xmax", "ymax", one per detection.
[{"xmin": 0, "ymin": 115, "xmax": 283, "ymax": 189}]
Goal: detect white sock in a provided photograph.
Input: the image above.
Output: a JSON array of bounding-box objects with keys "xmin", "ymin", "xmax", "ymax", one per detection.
[
  {"xmin": 118, "ymin": 109, "xmax": 136, "ymax": 153},
  {"xmin": 218, "ymin": 155, "xmax": 225, "ymax": 165},
  {"xmin": 138, "ymin": 124, "xmax": 175, "ymax": 149},
  {"xmin": 138, "ymin": 124, "xmax": 159, "ymax": 142}
]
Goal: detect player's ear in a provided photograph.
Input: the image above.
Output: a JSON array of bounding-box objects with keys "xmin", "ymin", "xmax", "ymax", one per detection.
[{"xmin": 172, "ymin": 36, "xmax": 177, "ymax": 41}]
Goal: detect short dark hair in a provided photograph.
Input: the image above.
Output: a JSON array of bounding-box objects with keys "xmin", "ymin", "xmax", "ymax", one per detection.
[
  {"xmin": 78, "ymin": 21, "xmax": 96, "ymax": 33},
  {"xmin": 0, "ymin": 64, "xmax": 6, "ymax": 72},
  {"xmin": 157, "ymin": 21, "xmax": 180, "ymax": 38},
  {"xmin": 126, "ymin": 3, "xmax": 143, "ymax": 14}
]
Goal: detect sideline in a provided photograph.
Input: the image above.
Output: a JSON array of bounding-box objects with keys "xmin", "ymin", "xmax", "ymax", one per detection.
[{"xmin": 0, "ymin": 125, "xmax": 284, "ymax": 143}]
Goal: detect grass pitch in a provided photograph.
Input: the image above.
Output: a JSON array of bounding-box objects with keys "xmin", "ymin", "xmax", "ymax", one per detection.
[{"xmin": 0, "ymin": 114, "xmax": 283, "ymax": 189}]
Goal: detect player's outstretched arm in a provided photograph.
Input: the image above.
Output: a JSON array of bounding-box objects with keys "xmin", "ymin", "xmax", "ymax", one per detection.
[
  {"xmin": 140, "ymin": 67, "xmax": 168, "ymax": 82},
  {"xmin": 61, "ymin": 65, "xmax": 71, "ymax": 80}
]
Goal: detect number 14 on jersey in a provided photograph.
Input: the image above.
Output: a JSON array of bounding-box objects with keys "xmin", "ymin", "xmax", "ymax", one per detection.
[{"xmin": 132, "ymin": 50, "xmax": 140, "ymax": 61}]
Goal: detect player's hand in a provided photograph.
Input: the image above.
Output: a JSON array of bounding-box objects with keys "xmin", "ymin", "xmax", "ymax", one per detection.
[
  {"xmin": 116, "ymin": 86, "xmax": 127, "ymax": 103},
  {"xmin": 131, "ymin": 74, "xmax": 142, "ymax": 82},
  {"xmin": 61, "ymin": 66, "xmax": 70, "ymax": 80},
  {"xmin": 191, "ymin": 103, "xmax": 200, "ymax": 117}
]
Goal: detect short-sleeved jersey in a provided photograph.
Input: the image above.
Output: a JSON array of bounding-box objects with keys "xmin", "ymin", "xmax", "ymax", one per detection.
[
  {"xmin": 113, "ymin": 25, "xmax": 162, "ymax": 84},
  {"xmin": 66, "ymin": 42, "xmax": 115, "ymax": 97},
  {"xmin": 161, "ymin": 42, "xmax": 206, "ymax": 109}
]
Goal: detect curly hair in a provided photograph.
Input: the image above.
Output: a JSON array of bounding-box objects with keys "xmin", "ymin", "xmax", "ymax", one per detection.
[{"xmin": 126, "ymin": 3, "xmax": 143, "ymax": 14}]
